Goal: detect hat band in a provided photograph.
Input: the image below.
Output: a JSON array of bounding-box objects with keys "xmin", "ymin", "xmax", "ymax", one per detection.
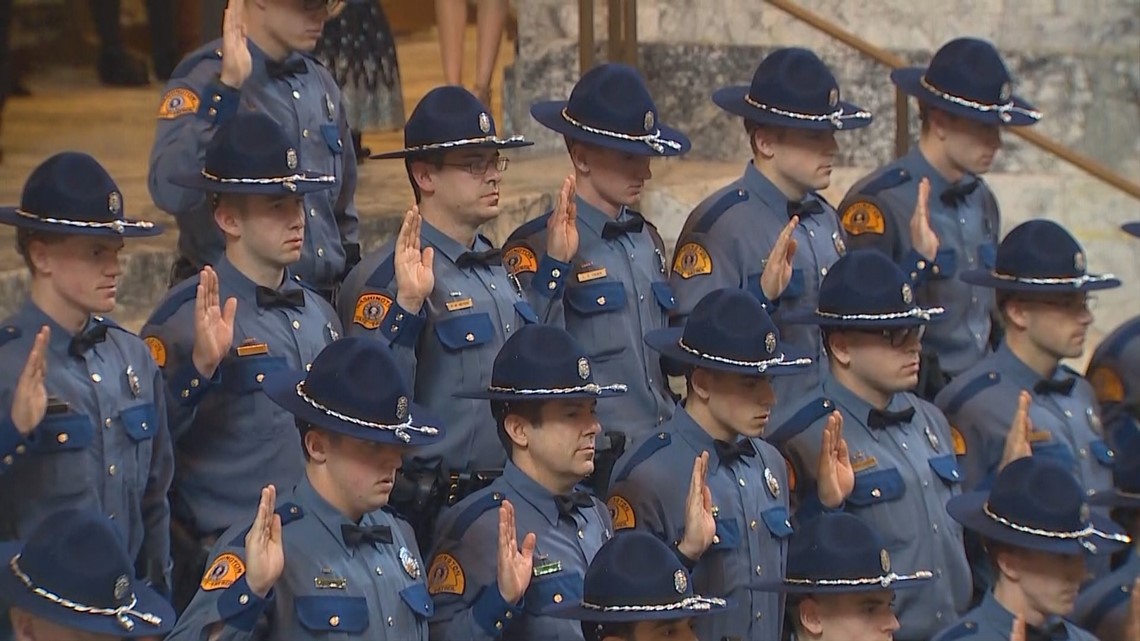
[
  {"xmin": 784, "ymin": 569, "xmax": 935, "ymax": 589},
  {"xmin": 8, "ymin": 554, "xmax": 164, "ymax": 632},
  {"xmin": 814, "ymin": 305, "xmax": 946, "ymax": 322},
  {"xmin": 560, "ymin": 109, "xmax": 684, "ymax": 154},
  {"xmin": 579, "ymin": 595, "xmax": 727, "ymax": 613},
  {"xmin": 200, "ymin": 170, "xmax": 336, "ymax": 193},
  {"xmin": 14, "ymin": 209, "xmax": 156, "ymax": 233},
  {"xmin": 399, "ymin": 134, "xmax": 528, "ymax": 155},
  {"xmin": 295, "ymin": 381, "xmax": 440, "ymax": 444},
  {"xmin": 988, "ymin": 271, "xmax": 1117, "ymax": 287},
  {"xmin": 918, "ymin": 76, "xmax": 1042, "ymax": 123},
  {"xmin": 742, "ymin": 94, "xmax": 872, "ymax": 130},
  {"xmin": 982, "ymin": 502, "xmax": 1130, "ymax": 549},
  {"xmin": 676, "ymin": 338, "xmax": 812, "ymax": 373},
  {"xmin": 486, "ymin": 382, "xmax": 629, "ymax": 396}
]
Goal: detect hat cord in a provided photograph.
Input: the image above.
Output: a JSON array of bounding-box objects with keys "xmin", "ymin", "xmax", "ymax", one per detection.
[
  {"xmin": 579, "ymin": 595, "xmax": 727, "ymax": 613},
  {"xmin": 486, "ymin": 382, "xmax": 629, "ymax": 395},
  {"xmin": 741, "ymin": 94, "xmax": 872, "ymax": 130},
  {"xmin": 294, "ymin": 381, "xmax": 440, "ymax": 443},
  {"xmin": 813, "ymin": 305, "xmax": 945, "ymax": 321},
  {"xmin": 918, "ymin": 76, "xmax": 1042, "ymax": 123},
  {"xmin": 981, "ymin": 502, "xmax": 1131, "ymax": 546},
  {"xmin": 676, "ymin": 338, "xmax": 813, "ymax": 372},
  {"xmin": 559, "ymin": 109, "xmax": 683, "ymax": 155},
  {"xmin": 783, "ymin": 569, "xmax": 935, "ymax": 589},
  {"xmin": 13, "ymin": 209, "xmax": 156, "ymax": 232}
]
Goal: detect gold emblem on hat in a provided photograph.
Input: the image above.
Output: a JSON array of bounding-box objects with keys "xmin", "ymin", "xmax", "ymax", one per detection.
[
  {"xmin": 108, "ymin": 191, "xmax": 122, "ymax": 215},
  {"xmin": 673, "ymin": 569, "xmax": 687, "ymax": 594},
  {"xmin": 286, "ymin": 148, "xmax": 298, "ymax": 170},
  {"xmin": 1074, "ymin": 252, "xmax": 1086, "ymax": 271},
  {"xmin": 901, "ymin": 283, "xmax": 914, "ymax": 305},
  {"xmin": 999, "ymin": 81, "xmax": 1012, "ymax": 102},
  {"xmin": 396, "ymin": 396, "xmax": 409, "ymax": 420},
  {"xmin": 644, "ymin": 110, "xmax": 655, "ymax": 132},
  {"xmin": 828, "ymin": 88, "xmax": 839, "ymax": 107},
  {"xmin": 880, "ymin": 549, "xmax": 891, "ymax": 573},
  {"xmin": 113, "ymin": 574, "xmax": 131, "ymax": 602},
  {"xmin": 578, "ymin": 357, "xmax": 591, "ymax": 381},
  {"xmin": 765, "ymin": 332, "xmax": 777, "ymax": 355},
  {"xmin": 478, "ymin": 112, "xmax": 491, "ymax": 134},
  {"xmin": 1080, "ymin": 502, "xmax": 1090, "ymax": 523},
  {"xmin": 764, "ymin": 466, "xmax": 780, "ymax": 499}
]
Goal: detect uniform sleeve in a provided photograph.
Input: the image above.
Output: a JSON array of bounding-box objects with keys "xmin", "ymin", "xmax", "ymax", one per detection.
[
  {"xmin": 339, "ymin": 261, "xmax": 426, "ymax": 389},
  {"xmin": 669, "ymin": 226, "xmax": 746, "ymax": 325},
  {"xmin": 607, "ymin": 466, "xmax": 674, "ymax": 542},
  {"xmin": 330, "ymin": 86, "xmax": 360, "ymax": 275},
  {"xmin": 938, "ymin": 389, "xmax": 1006, "ymax": 492},
  {"xmin": 781, "ymin": 426, "xmax": 835, "ymax": 522},
  {"xmin": 140, "ymin": 364, "xmax": 175, "ymax": 593},
  {"xmin": 141, "ymin": 302, "xmax": 210, "ymax": 442},
  {"xmin": 502, "ymin": 229, "xmax": 569, "ymax": 326},
  {"xmin": 165, "ymin": 536, "xmax": 273, "ymax": 641}
]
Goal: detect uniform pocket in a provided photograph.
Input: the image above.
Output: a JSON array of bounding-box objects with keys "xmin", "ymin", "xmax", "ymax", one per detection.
[
  {"xmin": 221, "ymin": 355, "xmax": 290, "ymax": 396},
  {"xmin": 932, "ymin": 248, "xmax": 959, "ymax": 279},
  {"xmin": 651, "ymin": 281, "xmax": 677, "ymax": 312},
  {"xmin": 434, "ymin": 313, "xmax": 495, "ymax": 350},
  {"xmin": 399, "ymin": 582, "xmax": 435, "ymax": 619},
  {"xmin": 565, "ymin": 282, "xmax": 629, "ymax": 360},
  {"xmin": 1090, "ymin": 439, "xmax": 1115, "ymax": 468},
  {"xmin": 524, "ymin": 573, "xmax": 582, "ymax": 616},
  {"xmin": 760, "ymin": 506, "xmax": 794, "ymax": 539},
  {"xmin": 847, "ymin": 468, "xmax": 905, "ymax": 506},
  {"xmin": 928, "ymin": 454, "xmax": 963, "ymax": 485},
  {"xmin": 295, "ymin": 595, "xmax": 369, "ymax": 634},
  {"xmin": 514, "ymin": 301, "xmax": 539, "ymax": 325},
  {"xmin": 29, "ymin": 413, "xmax": 94, "ymax": 453},
  {"xmin": 1031, "ymin": 440, "xmax": 1077, "ymax": 467},
  {"xmin": 978, "ymin": 242, "xmax": 997, "ymax": 270},
  {"xmin": 320, "ymin": 123, "xmax": 343, "ymax": 155},
  {"xmin": 709, "ymin": 516, "xmax": 741, "ymax": 551},
  {"xmin": 26, "ymin": 413, "xmax": 95, "ymax": 498},
  {"xmin": 565, "ymin": 282, "xmax": 628, "ymax": 316}
]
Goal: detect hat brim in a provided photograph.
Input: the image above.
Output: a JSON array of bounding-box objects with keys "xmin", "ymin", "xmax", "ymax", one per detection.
[
  {"xmin": 946, "ymin": 490, "xmax": 1129, "ymax": 556},
  {"xmin": 749, "ymin": 572, "xmax": 933, "ymax": 594},
  {"xmin": 1088, "ymin": 489, "xmax": 1140, "ymax": 509},
  {"xmin": 168, "ymin": 171, "xmax": 337, "ymax": 195},
  {"xmin": 958, "ymin": 268, "xmax": 1122, "ymax": 292},
  {"xmin": 711, "ymin": 85, "xmax": 873, "ymax": 131},
  {"xmin": 0, "ymin": 542, "xmax": 176, "ymax": 638},
  {"xmin": 0, "ymin": 207, "xmax": 164, "ymax": 238},
  {"xmin": 530, "ymin": 101, "xmax": 692, "ymax": 157},
  {"xmin": 643, "ymin": 328, "xmax": 812, "ymax": 376},
  {"xmin": 781, "ymin": 306, "xmax": 947, "ymax": 328},
  {"xmin": 263, "ymin": 369, "xmax": 442, "ymax": 447},
  {"xmin": 455, "ymin": 384, "xmax": 629, "ymax": 401},
  {"xmin": 369, "ymin": 137, "xmax": 535, "ymax": 160},
  {"xmin": 545, "ymin": 596, "xmax": 733, "ymax": 622},
  {"xmin": 1122, "ymin": 222, "xmax": 1140, "ymax": 238},
  {"xmin": 890, "ymin": 67, "xmax": 1041, "ymax": 127}
]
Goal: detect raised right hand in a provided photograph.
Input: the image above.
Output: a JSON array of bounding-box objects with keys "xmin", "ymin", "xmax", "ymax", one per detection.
[
  {"xmin": 219, "ymin": 0, "xmax": 253, "ymax": 89},
  {"xmin": 909, "ymin": 178, "xmax": 939, "ymax": 261},
  {"xmin": 244, "ymin": 485, "xmax": 285, "ymax": 598},
  {"xmin": 190, "ymin": 266, "xmax": 238, "ymax": 379},
  {"xmin": 497, "ymin": 499, "xmax": 537, "ymax": 604},
  {"xmin": 760, "ymin": 216, "xmax": 799, "ymax": 301},
  {"xmin": 393, "ymin": 206, "xmax": 435, "ymax": 313},
  {"xmin": 10, "ymin": 326, "xmax": 50, "ymax": 436},
  {"xmin": 999, "ymin": 391, "xmax": 1033, "ymax": 470}
]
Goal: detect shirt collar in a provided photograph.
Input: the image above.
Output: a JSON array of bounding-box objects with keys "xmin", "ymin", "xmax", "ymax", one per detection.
[
  {"xmin": 215, "ymin": 256, "xmax": 302, "ymax": 302},
  {"xmin": 742, "ymin": 161, "xmax": 811, "ymax": 214},
  {"xmin": 671, "ymin": 404, "xmax": 734, "ymax": 472},
  {"xmin": 295, "ymin": 475, "xmax": 361, "ymax": 556},
  {"xmin": 575, "ymin": 195, "xmax": 633, "ymax": 238},
  {"xmin": 822, "ymin": 372, "xmax": 914, "ymax": 441},
  {"xmin": 995, "ymin": 342, "xmax": 1060, "ymax": 391},
  {"xmin": 420, "ymin": 220, "xmax": 492, "ymax": 264},
  {"xmin": 979, "ymin": 591, "xmax": 1069, "ymax": 639},
  {"xmin": 247, "ymin": 39, "xmax": 307, "ymax": 84},
  {"xmin": 17, "ymin": 300, "xmax": 91, "ymax": 356},
  {"xmin": 502, "ymin": 461, "xmax": 563, "ymax": 526},
  {"xmin": 905, "ymin": 146, "xmax": 978, "ymax": 197}
]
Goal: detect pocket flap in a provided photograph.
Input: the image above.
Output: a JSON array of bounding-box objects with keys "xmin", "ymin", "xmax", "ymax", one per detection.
[
  {"xmin": 760, "ymin": 506, "xmax": 794, "ymax": 539},
  {"xmin": 221, "ymin": 355, "xmax": 289, "ymax": 395},
  {"xmin": 400, "ymin": 582, "xmax": 435, "ymax": 619},
  {"xmin": 524, "ymin": 572, "xmax": 583, "ymax": 615},
  {"xmin": 848, "ymin": 468, "xmax": 905, "ymax": 506},
  {"xmin": 434, "ymin": 313, "xmax": 495, "ymax": 350},
  {"xmin": 320, "ymin": 123, "xmax": 343, "ymax": 154},
  {"xmin": 1090, "ymin": 439, "xmax": 1115, "ymax": 468},
  {"xmin": 932, "ymin": 248, "xmax": 958, "ymax": 279},
  {"xmin": 1031, "ymin": 440, "xmax": 1077, "ymax": 467},
  {"xmin": 928, "ymin": 454, "xmax": 962, "ymax": 484},
  {"xmin": 565, "ymin": 282, "xmax": 627, "ymax": 315},
  {"xmin": 651, "ymin": 281, "xmax": 677, "ymax": 311},
  {"xmin": 978, "ymin": 242, "xmax": 997, "ymax": 270},
  {"xmin": 29, "ymin": 413, "xmax": 95, "ymax": 452},
  {"xmin": 120, "ymin": 403, "xmax": 157, "ymax": 443},
  {"xmin": 709, "ymin": 516, "xmax": 741, "ymax": 551},
  {"xmin": 295, "ymin": 595, "xmax": 369, "ymax": 633},
  {"xmin": 514, "ymin": 300, "xmax": 539, "ymax": 324}
]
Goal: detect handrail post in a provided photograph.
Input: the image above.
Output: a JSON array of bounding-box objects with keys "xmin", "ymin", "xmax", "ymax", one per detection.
[
  {"xmin": 607, "ymin": 0, "xmax": 621, "ymax": 64},
  {"xmin": 623, "ymin": 0, "xmax": 638, "ymax": 67},
  {"xmin": 894, "ymin": 87, "xmax": 909, "ymax": 159},
  {"xmin": 579, "ymin": 0, "xmax": 595, "ymax": 74}
]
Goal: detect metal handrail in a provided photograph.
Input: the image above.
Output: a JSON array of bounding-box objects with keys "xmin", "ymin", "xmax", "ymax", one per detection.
[{"xmin": 765, "ymin": 0, "xmax": 1140, "ymax": 201}]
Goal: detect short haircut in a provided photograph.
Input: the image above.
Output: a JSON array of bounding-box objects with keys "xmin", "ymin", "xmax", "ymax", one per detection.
[
  {"xmin": 15, "ymin": 228, "xmax": 66, "ymax": 273},
  {"xmin": 743, "ymin": 119, "xmax": 786, "ymax": 155},
  {"xmin": 296, "ymin": 418, "xmax": 342, "ymax": 461},
  {"xmin": 405, "ymin": 154, "xmax": 445, "ymax": 204},
  {"xmin": 491, "ymin": 400, "xmax": 545, "ymax": 460}
]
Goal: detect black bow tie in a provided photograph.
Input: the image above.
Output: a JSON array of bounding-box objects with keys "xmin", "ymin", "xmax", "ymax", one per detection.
[
  {"xmin": 69, "ymin": 323, "xmax": 108, "ymax": 358},
  {"xmin": 867, "ymin": 406, "xmax": 917, "ymax": 429},
  {"xmin": 1034, "ymin": 377, "xmax": 1076, "ymax": 396},
  {"xmin": 340, "ymin": 523, "xmax": 393, "ymax": 547},
  {"xmin": 1025, "ymin": 620, "xmax": 1070, "ymax": 641},
  {"xmin": 554, "ymin": 491, "xmax": 593, "ymax": 518},
  {"xmin": 456, "ymin": 248, "xmax": 502, "ymax": 269},
  {"xmin": 255, "ymin": 286, "xmax": 306, "ymax": 309},
  {"xmin": 940, "ymin": 180, "xmax": 979, "ymax": 206},
  {"xmin": 787, "ymin": 199, "xmax": 824, "ymax": 219},
  {"xmin": 266, "ymin": 57, "xmax": 308, "ymax": 80},
  {"xmin": 601, "ymin": 216, "xmax": 645, "ymax": 240},
  {"xmin": 713, "ymin": 439, "xmax": 756, "ymax": 464}
]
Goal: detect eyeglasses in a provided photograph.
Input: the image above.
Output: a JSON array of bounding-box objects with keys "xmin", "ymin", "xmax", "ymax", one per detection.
[
  {"xmin": 1018, "ymin": 295, "xmax": 1097, "ymax": 314},
  {"xmin": 300, "ymin": 0, "xmax": 346, "ymax": 13},
  {"xmin": 857, "ymin": 325, "xmax": 927, "ymax": 348},
  {"xmin": 440, "ymin": 155, "xmax": 510, "ymax": 176}
]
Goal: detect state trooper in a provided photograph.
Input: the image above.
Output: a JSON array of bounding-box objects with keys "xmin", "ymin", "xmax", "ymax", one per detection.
[
  {"xmin": 547, "ymin": 529, "xmax": 730, "ymax": 641},
  {"xmin": 1, "ymin": 508, "xmax": 176, "ymax": 641},
  {"xmin": 752, "ymin": 512, "xmax": 934, "ymax": 641},
  {"xmin": 609, "ymin": 287, "xmax": 852, "ymax": 641},
  {"xmin": 337, "ymin": 86, "xmax": 565, "ymax": 544},
  {"xmin": 936, "ymin": 220, "xmax": 1118, "ymax": 578},
  {"xmin": 167, "ymin": 336, "xmax": 442, "ymax": 640},
  {"xmin": 140, "ymin": 110, "xmax": 343, "ymax": 612},
  {"xmin": 934, "ymin": 457, "xmax": 1128, "ymax": 641},
  {"xmin": 0, "ymin": 153, "xmax": 173, "ymax": 594},
  {"xmin": 840, "ymin": 38, "xmax": 1042, "ymax": 395},
  {"xmin": 769, "ymin": 250, "xmax": 971, "ymax": 641},
  {"xmin": 503, "ymin": 62, "xmax": 690, "ymax": 453},
  {"xmin": 149, "ymin": 0, "xmax": 359, "ymax": 296}
]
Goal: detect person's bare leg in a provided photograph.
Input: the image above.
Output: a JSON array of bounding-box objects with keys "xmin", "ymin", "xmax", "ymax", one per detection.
[
  {"xmin": 435, "ymin": 0, "xmax": 467, "ymax": 86},
  {"xmin": 472, "ymin": 0, "xmax": 508, "ymax": 106}
]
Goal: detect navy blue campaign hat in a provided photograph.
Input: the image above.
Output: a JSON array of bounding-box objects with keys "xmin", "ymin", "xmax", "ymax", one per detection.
[
  {"xmin": 171, "ymin": 111, "xmax": 336, "ymax": 195},
  {"xmin": 371, "ymin": 85, "xmax": 532, "ymax": 159},
  {"xmin": 644, "ymin": 288, "xmax": 812, "ymax": 376},
  {"xmin": 947, "ymin": 457, "xmax": 1130, "ymax": 556},
  {"xmin": 457, "ymin": 324, "xmax": 627, "ymax": 401},
  {"xmin": 547, "ymin": 529, "xmax": 730, "ymax": 622},
  {"xmin": 264, "ymin": 336, "xmax": 443, "ymax": 446},
  {"xmin": 960, "ymin": 219, "xmax": 1121, "ymax": 292},
  {"xmin": 530, "ymin": 62, "xmax": 691, "ymax": 156},
  {"xmin": 0, "ymin": 508, "xmax": 174, "ymax": 637},
  {"xmin": 753, "ymin": 512, "xmax": 933, "ymax": 594},
  {"xmin": 1123, "ymin": 222, "xmax": 1140, "ymax": 238},
  {"xmin": 712, "ymin": 48, "xmax": 872, "ymax": 131},
  {"xmin": 0, "ymin": 152, "xmax": 162, "ymax": 237},
  {"xmin": 785, "ymin": 250, "xmax": 945, "ymax": 328},
  {"xmin": 892, "ymin": 37, "xmax": 1041, "ymax": 127}
]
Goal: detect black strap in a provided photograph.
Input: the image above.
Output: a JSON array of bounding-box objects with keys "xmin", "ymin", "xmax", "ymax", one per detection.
[
  {"xmin": 68, "ymin": 324, "xmax": 108, "ymax": 358},
  {"xmin": 1034, "ymin": 378, "xmax": 1076, "ymax": 396},
  {"xmin": 713, "ymin": 439, "xmax": 756, "ymax": 465},
  {"xmin": 554, "ymin": 491, "xmax": 593, "ymax": 518},
  {"xmin": 601, "ymin": 215, "xmax": 646, "ymax": 239},
  {"xmin": 456, "ymin": 248, "xmax": 503, "ymax": 269},
  {"xmin": 265, "ymin": 57, "xmax": 308, "ymax": 80},
  {"xmin": 939, "ymin": 180, "xmax": 979, "ymax": 206},
  {"xmin": 867, "ymin": 407, "xmax": 917, "ymax": 429},
  {"xmin": 255, "ymin": 286, "xmax": 306, "ymax": 309},
  {"xmin": 340, "ymin": 523, "xmax": 393, "ymax": 547}
]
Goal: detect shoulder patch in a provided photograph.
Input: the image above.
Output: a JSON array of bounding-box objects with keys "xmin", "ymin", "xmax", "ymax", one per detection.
[
  {"xmin": 363, "ymin": 254, "xmax": 397, "ymax": 290},
  {"xmin": 427, "ymin": 553, "xmax": 465, "ymax": 596},
  {"xmin": 766, "ymin": 398, "xmax": 834, "ymax": 445},
  {"xmin": 858, "ymin": 168, "xmax": 911, "ymax": 196},
  {"xmin": 446, "ymin": 492, "xmax": 506, "ymax": 541},
  {"xmin": 226, "ymin": 503, "xmax": 305, "ymax": 547},
  {"xmin": 693, "ymin": 189, "xmax": 749, "ymax": 235},
  {"xmin": 146, "ymin": 276, "xmax": 201, "ymax": 326},
  {"xmin": 143, "ymin": 336, "xmax": 167, "ymax": 368},
  {"xmin": 951, "ymin": 426, "xmax": 967, "ymax": 455},
  {"xmin": 353, "ymin": 293, "xmax": 392, "ymax": 330},
  {"xmin": 840, "ymin": 199, "xmax": 886, "ymax": 236},
  {"xmin": 1088, "ymin": 366, "xmax": 1125, "ymax": 404},
  {"xmin": 606, "ymin": 495, "xmax": 636, "ymax": 530},
  {"xmin": 612, "ymin": 432, "xmax": 672, "ymax": 484},
  {"xmin": 0, "ymin": 326, "xmax": 21, "ymax": 348},
  {"xmin": 158, "ymin": 87, "xmax": 200, "ymax": 119},
  {"xmin": 508, "ymin": 213, "xmax": 552, "ymax": 243},
  {"xmin": 200, "ymin": 552, "xmax": 245, "ymax": 591},
  {"xmin": 503, "ymin": 245, "xmax": 538, "ymax": 275},
  {"xmin": 672, "ymin": 243, "xmax": 713, "ymax": 279},
  {"xmin": 942, "ymin": 372, "xmax": 1002, "ymax": 416}
]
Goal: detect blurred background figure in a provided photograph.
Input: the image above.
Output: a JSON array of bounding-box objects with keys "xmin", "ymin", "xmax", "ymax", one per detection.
[{"xmin": 435, "ymin": 0, "xmax": 507, "ymax": 107}]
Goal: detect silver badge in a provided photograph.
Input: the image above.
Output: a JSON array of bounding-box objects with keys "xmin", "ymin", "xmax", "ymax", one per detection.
[
  {"xmin": 108, "ymin": 191, "xmax": 122, "ymax": 215},
  {"xmin": 828, "ymin": 87, "xmax": 839, "ymax": 107},
  {"xmin": 880, "ymin": 549, "xmax": 891, "ymax": 573},
  {"xmin": 1087, "ymin": 407, "xmax": 1103, "ymax": 432},
  {"xmin": 325, "ymin": 93, "xmax": 336, "ymax": 120},
  {"xmin": 925, "ymin": 425, "xmax": 940, "ymax": 451},
  {"xmin": 764, "ymin": 467, "xmax": 780, "ymax": 499},
  {"xmin": 999, "ymin": 81, "xmax": 1012, "ymax": 102},
  {"xmin": 396, "ymin": 396, "xmax": 409, "ymax": 420},
  {"xmin": 113, "ymin": 574, "xmax": 131, "ymax": 603},
  {"xmin": 578, "ymin": 357, "xmax": 591, "ymax": 381},
  {"xmin": 765, "ymin": 332, "xmax": 777, "ymax": 355},
  {"xmin": 1074, "ymin": 252, "xmax": 1086, "ymax": 271},
  {"xmin": 400, "ymin": 546, "xmax": 420, "ymax": 579},
  {"xmin": 832, "ymin": 231, "xmax": 847, "ymax": 256},
  {"xmin": 643, "ymin": 110, "xmax": 655, "ymax": 132},
  {"xmin": 326, "ymin": 322, "xmax": 339, "ymax": 342},
  {"xmin": 1080, "ymin": 503, "xmax": 1091, "ymax": 524},
  {"xmin": 673, "ymin": 569, "xmax": 687, "ymax": 594},
  {"xmin": 901, "ymin": 283, "xmax": 914, "ymax": 305},
  {"xmin": 126, "ymin": 365, "xmax": 141, "ymax": 398},
  {"xmin": 286, "ymin": 148, "xmax": 298, "ymax": 170},
  {"xmin": 478, "ymin": 112, "xmax": 491, "ymax": 134}
]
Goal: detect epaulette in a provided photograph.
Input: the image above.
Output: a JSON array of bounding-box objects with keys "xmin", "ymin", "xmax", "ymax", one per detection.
[
  {"xmin": 693, "ymin": 188, "xmax": 749, "ymax": 235},
  {"xmin": 1083, "ymin": 579, "xmax": 1133, "ymax": 631},
  {"xmin": 291, "ymin": 273, "xmax": 324, "ymax": 297},
  {"xmin": 363, "ymin": 253, "xmax": 397, "ymax": 290},
  {"xmin": 858, "ymin": 168, "xmax": 911, "ymax": 196},
  {"xmin": 766, "ymin": 398, "xmax": 835, "ymax": 445},
  {"xmin": 612, "ymin": 432, "xmax": 671, "ymax": 485},
  {"xmin": 933, "ymin": 620, "xmax": 979, "ymax": 641},
  {"xmin": 0, "ymin": 326, "xmax": 21, "ymax": 348},
  {"xmin": 445, "ymin": 491, "xmax": 506, "ymax": 541},
  {"xmin": 507, "ymin": 212, "xmax": 552, "ymax": 243},
  {"xmin": 941, "ymin": 372, "xmax": 1002, "ymax": 415},
  {"xmin": 227, "ymin": 502, "xmax": 305, "ymax": 546},
  {"xmin": 169, "ymin": 40, "xmax": 223, "ymax": 80},
  {"xmin": 146, "ymin": 275, "xmax": 201, "ymax": 326}
]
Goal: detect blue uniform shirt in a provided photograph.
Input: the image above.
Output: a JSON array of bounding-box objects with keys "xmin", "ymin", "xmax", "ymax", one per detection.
[
  {"xmin": 141, "ymin": 257, "xmax": 342, "ymax": 534},
  {"xmin": 149, "ymin": 39, "xmax": 359, "ymax": 291},
  {"xmin": 608, "ymin": 405, "xmax": 792, "ymax": 641},
  {"xmin": 503, "ymin": 197, "xmax": 676, "ymax": 443},
  {"xmin": 1086, "ymin": 316, "xmax": 1140, "ymax": 446},
  {"xmin": 840, "ymin": 147, "xmax": 1000, "ymax": 376},
  {"xmin": 933, "ymin": 591, "xmax": 1098, "ymax": 641},
  {"xmin": 1072, "ymin": 550, "xmax": 1140, "ymax": 640},
  {"xmin": 426, "ymin": 462, "xmax": 613, "ymax": 641},
  {"xmin": 337, "ymin": 222, "xmax": 541, "ymax": 473},
  {"xmin": 0, "ymin": 302, "xmax": 173, "ymax": 589},
  {"xmin": 773, "ymin": 373, "xmax": 971, "ymax": 641},
  {"xmin": 167, "ymin": 477, "xmax": 431, "ymax": 641}
]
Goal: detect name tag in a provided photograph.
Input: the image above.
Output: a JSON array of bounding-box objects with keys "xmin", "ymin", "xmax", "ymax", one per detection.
[
  {"xmin": 577, "ymin": 267, "xmax": 608, "ymax": 282},
  {"xmin": 446, "ymin": 298, "xmax": 474, "ymax": 312},
  {"xmin": 236, "ymin": 342, "xmax": 269, "ymax": 357},
  {"xmin": 533, "ymin": 560, "xmax": 562, "ymax": 577},
  {"xmin": 1028, "ymin": 430, "xmax": 1053, "ymax": 443},
  {"xmin": 851, "ymin": 455, "xmax": 879, "ymax": 473},
  {"xmin": 314, "ymin": 576, "xmax": 347, "ymax": 590}
]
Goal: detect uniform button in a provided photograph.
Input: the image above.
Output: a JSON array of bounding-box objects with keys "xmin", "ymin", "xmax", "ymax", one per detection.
[
  {"xmin": 738, "ymin": 478, "xmax": 746, "ymax": 487},
  {"xmin": 712, "ymin": 535, "xmax": 720, "ymax": 544},
  {"xmin": 208, "ymin": 107, "xmax": 217, "ymax": 116},
  {"xmin": 2, "ymin": 455, "xmax": 12, "ymax": 466},
  {"xmin": 309, "ymin": 208, "xmax": 317, "ymax": 217},
  {"xmin": 190, "ymin": 378, "xmax": 200, "ymax": 388},
  {"xmin": 302, "ymin": 129, "xmax": 309, "ymax": 138},
  {"xmin": 820, "ymin": 267, "xmax": 828, "ymax": 276},
  {"xmin": 808, "ymin": 230, "xmax": 815, "ymax": 238},
  {"xmin": 901, "ymin": 442, "xmax": 908, "ymax": 450},
  {"xmin": 292, "ymin": 90, "xmax": 301, "ymax": 100},
  {"xmin": 577, "ymin": 529, "xmax": 584, "ymax": 539},
  {"xmin": 465, "ymin": 333, "xmax": 475, "ymax": 342},
  {"xmin": 547, "ymin": 281, "xmax": 557, "ymax": 290},
  {"xmin": 317, "ymin": 248, "xmax": 324, "ymax": 257},
  {"xmin": 387, "ymin": 616, "xmax": 394, "ymax": 626},
  {"xmin": 212, "ymin": 93, "xmax": 221, "ymax": 103},
  {"xmin": 937, "ymin": 611, "xmax": 943, "ymax": 620},
  {"xmin": 376, "ymin": 567, "xmax": 383, "ymax": 575},
  {"xmin": 181, "ymin": 390, "xmax": 190, "ymax": 399},
  {"xmin": 495, "ymin": 622, "xmax": 504, "ymax": 630},
  {"xmin": 750, "ymin": 520, "xmax": 758, "ymax": 530},
  {"xmin": 756, "ymin": 612, "xmax": 763, "ymax": 621},
  {"xmin": 108, "ymin": 513, "xmax": 115, "ymax": 520},
  {"xmin": 922, "ymin": 480, "xmax": 929, "ymax": 487},
  {"xmin": 305, "ymin": 363, "xmax": 312, "ymax": 371},
  {"xmin": 1079, "ymin": 448, "xmax": 1088, "ymax": 458},
  {"xmin": 756, "ymin": 565, "xmax": 763, "ymax": 576},
  {"xmin": 292, "ymin": 320, "xmax": 301, "ymax": 330},
  {"xmin": 596, "ymin": 296, "xmax": 606, "ymax": 305},
  {"xmin": 1064, "ymin": 410, "xmax": 1073, "ymax": 418},
  {"xmin": 871, "ymin": 488, "xmax": 881, "ymax": 498},
  {"xmin": 329, "ymin": 615, "xmax": 339, "ymax": 627},
  {"xmin": 553, "ymin": 594, "xmax": 563, "ymax": 603},
  {"xmin": 14, "ymin": 445, "xmax": 25, "ymax": 455},
  {"xmin": 395, "ymin": 313, "xmax": 405, "ymax": 321},
  {"xmin": 959, "ymin": 218, "xmax": 966, "ymax": 225},
  {"xmin": 490, "ymin": 283, "xmax": 496, "ymax": 290},
  {"xmin": 108, "ymin": 464, "xmax": 117, "ymax": 476},
  {"xmin": 256, "ymin": 374, "xmax": 265, "ymax": 383},
  {"xmin": 639, "ymin": 295, "xmax": 644, "ymax": 301},
  {"xmin": 390, "ymin": 325, "xmax": 399, "ymax": 333},
  {"xmin": 239, "ymin": 594, "xmax": 249, "ymax": 605},
  {"xmin": 505, "ymin": 612, "xmax": 513, "ymax": 619},
  {"xmin": 917, "ymin": 260, "xmax": 926, "ymax": 269},
  {"xmin": 91, "ymin": 373, "xmax": 102, "ymax": 383},
  {"xmin": 104, "ymin": 418, "xmax": 112, "ymax": 428},
  {"xmin": 551, "ymin": 269, "xmax": 561, "ymax": 278},
  {"xmin": 933, "ymin": 524, "xmax": 938, "ymax": 533},
  {"xmin": 57, "ymin": 433, "xmax": 69, "ymax": 444},
  {"xmin": 971, "ymin": 296, "xmax": 978, "ymax": 304},
  {"xmin": 1087, "ymin": 488, "xmax": 1096, "ymax": 496},
  {"xmin": 505, "ymin": 324, "xmax": 511, "ymax": 332}
]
